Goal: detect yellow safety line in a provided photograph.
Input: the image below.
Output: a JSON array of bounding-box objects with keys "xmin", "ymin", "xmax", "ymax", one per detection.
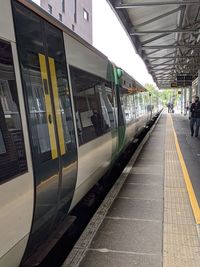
[
  {"xmin": 170, "ymin": 115, "xmax": 200, "ymax": 224},
  {"xmin": 39, "ymin": 53, "xmax": 58, "ymax": 159},
  {"xmin": 48, "ymin": 57, "xmax": 66, "ymax": 155}
]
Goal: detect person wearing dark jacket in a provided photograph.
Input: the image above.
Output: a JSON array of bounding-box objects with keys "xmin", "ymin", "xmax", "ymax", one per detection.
[
  {"xmin": 190, "ymin": 96, "xmax": 200, "ymax": 137},
  {"xmin": 91, "ymin": 109, "xmax": 102, "ymax": 136}
]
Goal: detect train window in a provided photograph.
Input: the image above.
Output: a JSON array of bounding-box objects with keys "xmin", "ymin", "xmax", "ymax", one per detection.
[
  {"xmin": 97, "ymin": 84, "xmax": 116, "ymax": 129},
  {"xmin": 70, "ymin": 66, "xmax": 112, "ymax": 145},
  {"xmin": 0, "ymin": 129, "xmax": 6, "ymax": 154},
  {"xmin": 138, "ymin": 93, "xmax": 145, "ymax": 115},
  {"xmin": 45, "ymin": 21, "xmax": 77, "ymax": 157},
  {"xmin": 0, "ymin": 40, "xmax": 27, "ymax": 182},
  {"xmin": 134, "ymin": 93, "xmax": 139, "ymax": 118},
  {"xmin": 121, "ymin": 88, "xmax": 136, "ymax": 123},
  {"xmin": 13, "ymin": 7, "xmax": 54, "ymax": 163}
]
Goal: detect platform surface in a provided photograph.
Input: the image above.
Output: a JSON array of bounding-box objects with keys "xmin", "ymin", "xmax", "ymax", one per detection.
[
  {"xmin": 172, "ymin": 114, "xmax": 200, "ymax": 207},
  {"xmin": 63, "ymin": 113, "xmax": 200, "ymax": 267}
]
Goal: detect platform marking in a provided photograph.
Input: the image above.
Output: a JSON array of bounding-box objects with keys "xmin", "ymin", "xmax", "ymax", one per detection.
[
  {"xmin": 88, "ymin": 248, "xmax": 160, "ymax": 256},
  {"xmin": 170, "ymin": 115, "xmax": 200, "ymax": 224},
  {"xmin": 105, "ymin": 216, "xmax": 161, "ymax": 223}
]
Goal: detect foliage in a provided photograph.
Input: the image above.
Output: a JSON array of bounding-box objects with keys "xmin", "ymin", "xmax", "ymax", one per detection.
[{"xmin": 145, "ymin": 83, "xmax": 179, "ymax": 106}]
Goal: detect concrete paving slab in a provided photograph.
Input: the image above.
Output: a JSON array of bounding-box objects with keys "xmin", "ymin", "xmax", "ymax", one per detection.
[
  {"xmin": 90, "ymin": 218, "xmax": 163, "ymax": 254},
  {"xmin": 119, "ymin": 183, "xmax": 163, "ymax": 200},
  {"xmin": 126, "ymin": 173, "xmax": 163, "ymax": 185},
  {"xmin": 107, "ymin": 197, "xmax": 163, "ymax": 221},
  {"xmin": 135, "ymin": 158, "xmax": 164, "ymax": 165},
  {"xmin": 79, "ymin": 250, "xmax": 162, "ymax": 267},
  {"xmin": 131, "ymin": 166, "xmax": 163, "ymax": 175}
]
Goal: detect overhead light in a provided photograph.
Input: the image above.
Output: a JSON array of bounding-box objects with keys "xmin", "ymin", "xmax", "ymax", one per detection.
[
  {"xmin": 197, "ymin": 34, "xmax": 200, "ymax": 42},
  {"xmin": 186, "ymin": 58, "xmax": 189, "ymax": 63},
  {"xmin": 191, "ymin": 49, "xmax": 194, "ymax": 55}
]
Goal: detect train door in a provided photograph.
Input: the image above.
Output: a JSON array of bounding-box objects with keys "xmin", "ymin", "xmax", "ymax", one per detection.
[
  {"xmin": 113, "ymin": 67, "xmax": 126, "ymax": 153},
  {"xmin": 12, "ymin": 0, "xmax": 78, "ymax": 261}
]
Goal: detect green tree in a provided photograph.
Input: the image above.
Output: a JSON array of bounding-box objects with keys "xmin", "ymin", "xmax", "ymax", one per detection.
[{"xmin": 145, "ymin": 84, "xmax": 178, "ymax": 106}]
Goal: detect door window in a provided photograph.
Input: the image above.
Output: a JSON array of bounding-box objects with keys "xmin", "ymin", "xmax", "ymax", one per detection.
[{"xmin": 0, "ymin": 40, "xmax": 27, "ymax": 182}]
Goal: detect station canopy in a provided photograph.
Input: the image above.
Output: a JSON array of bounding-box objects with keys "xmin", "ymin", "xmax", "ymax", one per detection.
[{"xmin": 107, "ymin": 0, "xmax": 200, "ymax": 89}]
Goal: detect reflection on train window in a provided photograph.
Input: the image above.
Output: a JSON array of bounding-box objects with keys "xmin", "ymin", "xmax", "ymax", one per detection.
[
  {"xmin": 134, "ymin": 93, "xmax": 145, "ymax": 117},
  {"xmin": 97, "ymin": 84, "xmax": 117, "ymax": 129},
  {"xmin": 13, "ymin": 8, "xmax": 53, "ymax": 162},
  {"xmin": 70, "ymin": 66, "xmax": 114, "ymax": 145},
  {"xmin": 0, "ymin": 129, "xmax": 6, "ymax": 154},
  {"xmin": 138, "ymin": 94, "xmax": 145, "ymax": 115},
  {"xmin": 0, "ymin": 40, "xmax": 27, "ymax": 182},
  {"xmin": 121, "ymin": 88, "xmax": 136, "ymax": 123},
  {"xmin": 46, "ymin": 21, "xmax": 74, "ymax": 149}
]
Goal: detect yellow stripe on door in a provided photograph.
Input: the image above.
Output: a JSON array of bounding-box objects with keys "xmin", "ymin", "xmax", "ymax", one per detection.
[
  {"xmin": 38, "ymin": 53, "xmax": 58, "ymax": 159},
  {"xmin": 48, "ymin": 57, "xmax": 66, "ymax": 155}
]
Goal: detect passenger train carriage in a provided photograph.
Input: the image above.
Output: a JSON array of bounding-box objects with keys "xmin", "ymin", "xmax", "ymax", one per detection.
[{"xmin": 0, "ymin": 1, "xmax": 161, "ymax": 266}]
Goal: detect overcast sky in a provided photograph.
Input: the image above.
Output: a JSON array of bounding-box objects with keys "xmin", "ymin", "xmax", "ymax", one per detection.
[{"xmin": 32, "ymin": 0, "xmax": 156, "ymax": 87}]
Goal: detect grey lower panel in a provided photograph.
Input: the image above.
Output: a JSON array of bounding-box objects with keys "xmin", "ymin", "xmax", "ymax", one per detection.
[{"xmin": 0, "ymin": 235, "xmax": 29, "ymax": 267}]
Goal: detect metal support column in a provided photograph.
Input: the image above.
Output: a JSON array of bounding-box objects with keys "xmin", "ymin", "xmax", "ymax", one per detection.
[
  {"xmin": 181, "ymin": 88, "xmax": 184, "ymax": 114},
  {"xmin": 184, "ymin": 88, "xmax": 187, "ymax": 115},
  {"xmin": 198, "ymin": 70, "xmax": 200, "ymax": 97},
  {"xmin": 189, "ymin": 86, "xmax": 192, "ymax": 103}
]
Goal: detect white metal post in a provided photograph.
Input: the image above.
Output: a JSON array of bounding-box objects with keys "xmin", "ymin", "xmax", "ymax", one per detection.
[
  {"xmin": 198, "ymin": 70, "xmax": 200, "ymax": 97},
  {"xmin": 181, "ymin": 88, "xmax": 184, "ymax": 114},
  {"xmin": 184, "ymin": 88, "xmax": 187, "ymax": 115}
]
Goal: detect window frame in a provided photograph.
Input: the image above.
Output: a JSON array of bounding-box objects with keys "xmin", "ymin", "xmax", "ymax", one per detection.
[
  {"xmin": 48, "ymin": 4, "xmax": 52, "ymax": 14},
  {"xmin": 70, "ymin": 66, "xmax": 114, "ymax": 146},
  {"xmin": 83, "ymin": 9, "xmax": 89, "ymax": 21},
  {"xmin": 62, "ymin": 0, "xmax": 65, "ymax": 13},
  {"xmin": 0, "ymin": 39, "xmax": 28, "ymax": 183},
  {"xmin": 59, "ymin": 13, "xmax": 62, "ymax": 22}
]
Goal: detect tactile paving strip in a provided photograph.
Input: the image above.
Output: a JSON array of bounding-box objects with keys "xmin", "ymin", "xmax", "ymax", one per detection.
[{"xmin": 163, "ymin": 115, "xmax": 200, "ymax": 267}]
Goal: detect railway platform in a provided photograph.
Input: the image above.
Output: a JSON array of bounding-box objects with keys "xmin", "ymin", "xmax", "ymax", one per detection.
[{"xmin": 62, "ymin": 113, "xmax": 200, "ymax": 267}]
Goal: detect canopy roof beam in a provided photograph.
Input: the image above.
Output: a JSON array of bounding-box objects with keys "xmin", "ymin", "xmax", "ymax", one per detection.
[
  {"xmin": 141, "ymin": 33, "xmax": 172, "ymax": 45},
  {"xmin": 145, "ymin": 49, "xmax": 161, "ymax": 56},
  {"xmin": 149, "ymin": 59, "xmax": 175, "ymax": 66},
  {"xmin": 148, "ymin": 56, "xmax": 197, "ymax": 59},
  {"xmin": 116, "ymin": 1, "xmax": 200, "ymax": 8},
  {"xmin": 130, "ymin": 29, "xmax": 199, "ymax": 35},
  {"xmin": 135, "ymin": 7, "xmax": 181, "ymax": 28},
  {"xmin": 142, "ymin": 44, "xmax": 200, "ymax": 49}
]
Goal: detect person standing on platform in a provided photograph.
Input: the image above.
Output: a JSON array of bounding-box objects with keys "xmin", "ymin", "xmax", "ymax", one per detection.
[
  {"xmin": 190, "ymin": 96, "xmax": 200, "ymax": 137},
  {"xmin": 171, "ymin": 102, "xmax": 174, "ymax": 113},
  {"xmin": 167, "ymin": 102, "xmax": 171, "ymax": 113}
]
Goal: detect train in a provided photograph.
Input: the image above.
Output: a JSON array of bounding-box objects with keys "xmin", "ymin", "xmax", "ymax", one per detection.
[{"xmin": 0, "ymin": 0, "xmax": 162, "ymax": 266}]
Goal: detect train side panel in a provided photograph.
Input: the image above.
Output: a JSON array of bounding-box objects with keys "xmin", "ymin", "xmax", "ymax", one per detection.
[
  {"xmin": 63, "ymin": 34, "xmax": 115, "ymax": 210},
  {"xmin": 0, "ymin": 1, "xmax": 34, "ymax": 266}
]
